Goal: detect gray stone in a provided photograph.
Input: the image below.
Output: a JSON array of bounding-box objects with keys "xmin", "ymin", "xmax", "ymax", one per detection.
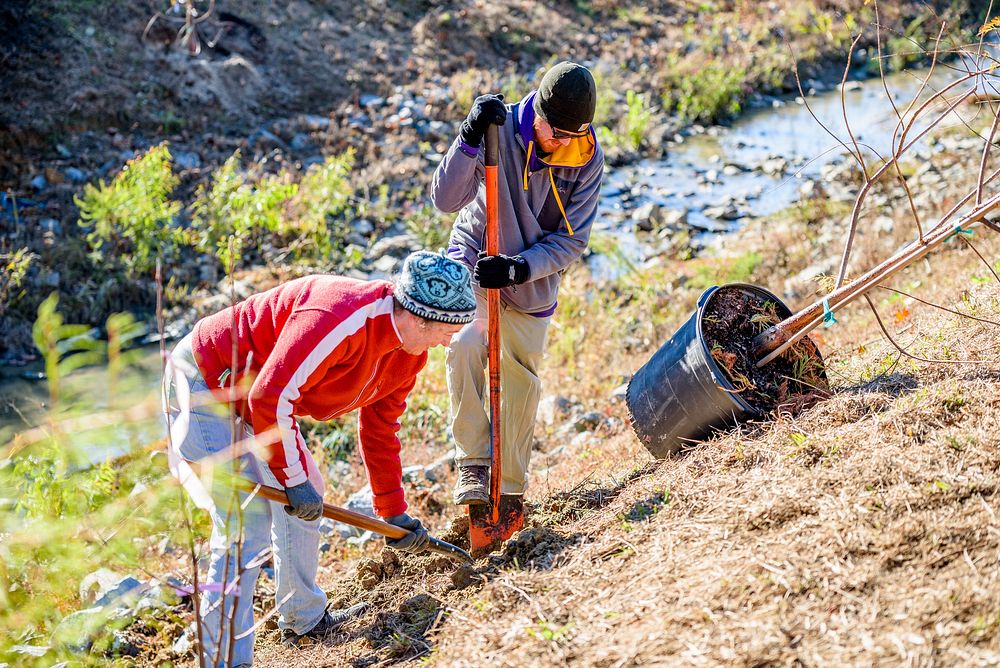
[
  {"xmin": 758, "ymin": 157, "xmax": 788, "ymax": 177},
  {"xmin": 609, "ymin": 382, "xmax": 629, "ymax": 402},
  {"xmin": 538, "ymin": 395, "xmax": 580, "ymax": 427},
  {"xmin": 571, "ymin": 431, "xmax": 598, "ymax": 448},
  {"xmin": 174, "ymin": 151, "xmax": 201, "ymax": 170},
  {"xmin": 798, "ymin": 180, "xmax": 821, "ymax": 199},
  {"xmin": 172, "ymin": 631, "xmax": 193, "ymax": 656},
  {"xmin": 111, "ymin": 630, "xmax": 140, "ymax": 657},
  {"xmin": 352, "ymin": 219, "xmax": 375, "ymax": 235},
  {"xmin": 839, "ymin": 80, "xmax": 863, "ymax": 92},
  {"xmin": 80, "ymin": 569, "xmax": 144, "ymax": 608},
  {"xmin": 401, "ymin": 464, "xmax": 424, "ymax": 483},
  {"xmin": 369, "ymin": 233, "xmax": 416, "ymax": 260},
  {"xmin": 247, "ymin": 129, "xmax": 289, "ymax": 153},
  {"xmin": 289, "ymin": 133, "xmax": 313, "ymax": 151},
  {"xmin": 573, "ymin": 411, "xmax": 605, "ymax": 432},
  {"xmin": 300, "ymin": 114, "xmax": 331, "ymax": 131},
  {"xmin": 65, "ymin": 167, "xmax": 87, "ymax": 183},
  {"xmin": 372, "ymin": 255, "xmax": 399, "ymax": 273},
  {"xmin": 40, "ymin": 218, "xmax": 62, "ymax": 235},
  {"xmin": 334, "ymin": 486, "xmax": 377, "ymax": 543},
  {"xmin": 661, "ymin": 208, "xmax": 688, "ymax": 228},
  {"xmin": 703, "ymin": 204, "xmax": 742, "ymax": 221},
  {"xmin": 345, "ymin": 232, "xmax": 368, "ymax": 247},
  {"xmin": 423, "ymin": 452, "xmax": 454, "ymax": 483},
  {"xmin": 51, "ymin": 607, "xmax": 116, "ymax": 651},
  {"xmin": 631, "ymin": 202, "xmax": 662, "ymax": 232}
]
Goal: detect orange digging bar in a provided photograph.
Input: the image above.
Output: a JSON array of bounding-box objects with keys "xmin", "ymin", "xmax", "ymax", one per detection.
[
  {"xmin": 469, "ymin": 124, "xmax": 525, "ymax": 555},
  {"xmin": 485, "ymin": 135, "xmax": 501, "ymax": 523}
]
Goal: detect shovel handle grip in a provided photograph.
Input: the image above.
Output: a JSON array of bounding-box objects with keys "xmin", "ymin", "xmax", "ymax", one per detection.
[
  {"xmin": 253, "ymin": 483, "xmax": 407, "ymax": 538},
  {"xmin": 250, "ymin": 483, "xmax": 474, "ymax": 563}
]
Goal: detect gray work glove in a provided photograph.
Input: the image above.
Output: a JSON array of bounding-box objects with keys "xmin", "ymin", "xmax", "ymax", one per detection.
[
  {"xmin": 283, "ymin": 481, "xmax": 323, "ymax": 521},
  {"xmin": 384, "ymin": 513, "xmax": 430, "ymax": 554}
]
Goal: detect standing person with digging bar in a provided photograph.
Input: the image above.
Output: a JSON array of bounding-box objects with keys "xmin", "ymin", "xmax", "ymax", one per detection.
[
  {"xmin": 164, "ymin": 251, "xmax": 476, "ymax": 667},
  {"xmin": 431, "ymin": 61, "xmax": 605, "ymax": 506}
]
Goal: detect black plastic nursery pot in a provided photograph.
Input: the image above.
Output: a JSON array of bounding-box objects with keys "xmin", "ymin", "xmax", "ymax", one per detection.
[{"xmin": 626, "ymin": 283, "xmax": 826, "ymax": 459}]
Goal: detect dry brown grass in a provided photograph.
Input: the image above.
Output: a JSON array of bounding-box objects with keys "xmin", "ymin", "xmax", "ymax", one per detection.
[
  {"xmin": 241, "ymin": 170, "xmax": 1000, "ymax": 666},
  {"xmin": 246, "ymin": 275, "xmax": 1000, "ymax": 667},
  {"xmin": 245, "ymin": 97, "xmax": 1000, "ymax": 668}
]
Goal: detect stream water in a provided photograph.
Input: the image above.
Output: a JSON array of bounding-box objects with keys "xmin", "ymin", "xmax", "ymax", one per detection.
[
  {"xmin": 0, "ymin": 65, "xmax": 970, "ymax": 453},
  {"xmin": 588, "ymin": 66, "xmax": 961, "ymax": 277}
]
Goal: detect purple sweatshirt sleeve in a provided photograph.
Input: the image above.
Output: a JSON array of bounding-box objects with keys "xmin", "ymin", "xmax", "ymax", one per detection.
[{"xmin": 430, "ymin": 137, "xmax": 485, "ymax": 214}]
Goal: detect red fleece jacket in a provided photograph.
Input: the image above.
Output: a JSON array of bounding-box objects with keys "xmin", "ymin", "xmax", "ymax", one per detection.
[{"xmin": 191, "ymin": 276, "xmax": 426, "ymax": 517}]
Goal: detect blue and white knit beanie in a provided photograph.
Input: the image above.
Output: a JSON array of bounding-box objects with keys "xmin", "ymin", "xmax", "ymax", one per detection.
[{"xmin": 395, "ymin": 251, "xmax": 477, "ymax": 324}]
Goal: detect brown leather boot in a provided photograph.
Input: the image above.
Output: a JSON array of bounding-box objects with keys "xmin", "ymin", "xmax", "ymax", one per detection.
[{"xmin": 452, "ymin": 464, "xmax": 490, "ymax": 505}]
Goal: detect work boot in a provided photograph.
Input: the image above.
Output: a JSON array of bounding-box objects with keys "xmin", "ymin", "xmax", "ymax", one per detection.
[
  {"xmin": 453, "ymin": 464, "xmax": 490, "ymax": 505},
  {"xmin": 282, "ymin": 603, "xmax": 367, "ymax": 643}
]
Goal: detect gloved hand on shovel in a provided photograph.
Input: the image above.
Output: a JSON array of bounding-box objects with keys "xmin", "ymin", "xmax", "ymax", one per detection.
[
  {"xmin": 384, "ymin": 513, "xmax": 431, "ymax": 554},
  {"xmin": 475, "ymin": 252, "xmax": 529, "ymax": 289},
  {"xmin": 460, "ymin": 94, "xmax": 507, "ymax": 148},
  {"xmin": 283, "ymin": 481, "xmax": 324, "ymax": 521}
]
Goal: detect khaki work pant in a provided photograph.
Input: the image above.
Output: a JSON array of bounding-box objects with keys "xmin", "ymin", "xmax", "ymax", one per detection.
[{"xmin": 447, "ymin": 291, "xmax": 550, "ymax": 494}]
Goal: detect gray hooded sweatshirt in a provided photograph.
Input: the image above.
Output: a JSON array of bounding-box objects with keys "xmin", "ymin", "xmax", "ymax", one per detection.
[{"xmin": 430, "ymin": 91, "xmax": 604, "ymax": 315}]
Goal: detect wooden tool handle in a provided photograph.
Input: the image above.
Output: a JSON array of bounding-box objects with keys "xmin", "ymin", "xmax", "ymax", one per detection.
[
  {"xmin": 253, "ymin": 483, "xmax": 408, "ymax": 538},
  {"xmin": 250, "ymin": 482, "xmax": 474, "ymax": 563}
]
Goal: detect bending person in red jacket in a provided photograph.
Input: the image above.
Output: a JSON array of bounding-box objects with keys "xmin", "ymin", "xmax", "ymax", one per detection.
[{"xmin": 165, "ymin": 251, "xmax": 476, "ymax": 667}]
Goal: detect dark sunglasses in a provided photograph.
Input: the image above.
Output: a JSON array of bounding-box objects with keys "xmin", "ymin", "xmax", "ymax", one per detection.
[{"xmin": 550, "ymin": 123, "xmax": 591, "ymax": 139}]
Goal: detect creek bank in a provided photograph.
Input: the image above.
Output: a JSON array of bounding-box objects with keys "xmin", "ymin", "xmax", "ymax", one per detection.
[{"xmin": 2, "ymin": 2, "xmax": 977, "ymax": 364}]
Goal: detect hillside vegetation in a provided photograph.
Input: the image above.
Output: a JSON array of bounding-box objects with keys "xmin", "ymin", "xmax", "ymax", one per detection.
[{"xmin": 2, "ymin": 1, "xmax": 1000, "ymax": 667}]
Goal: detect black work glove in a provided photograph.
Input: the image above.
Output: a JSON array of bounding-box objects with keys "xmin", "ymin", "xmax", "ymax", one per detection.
[
  {"xmin": 384, "ymin": 513, "xmax": 430, "ymax": 554},
  {"xmin": 475, "ymin": 252, "xmax": 530, "ymax": 289},
  {"xmin": 460, "ymin": 94, "xmax": 507, "ymax": 148},
  {"xmin": 283, "ymin": 481, "xmax": 324, "ymax": 521}
]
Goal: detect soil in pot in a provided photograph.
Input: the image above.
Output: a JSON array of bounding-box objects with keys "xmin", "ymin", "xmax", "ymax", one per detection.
[{"xmin": 701, "ymin": 286, "xmax": 829, "ymax": 413}]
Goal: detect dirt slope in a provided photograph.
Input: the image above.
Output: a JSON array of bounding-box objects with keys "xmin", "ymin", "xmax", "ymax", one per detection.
[{"xmin": 235, "ymin": 279, "xmax": 1000, "ymax": 667}]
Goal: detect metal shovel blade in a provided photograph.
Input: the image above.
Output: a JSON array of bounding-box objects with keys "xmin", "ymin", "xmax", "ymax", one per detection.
[{"xmin": 468, "ymin": 495, "xmax": 524, "ymax": 557}]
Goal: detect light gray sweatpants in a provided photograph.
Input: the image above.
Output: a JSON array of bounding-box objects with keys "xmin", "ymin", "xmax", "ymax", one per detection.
[
  {"xmin": 447, "ymin": 291, "xmax": 550, "ymax": 494},
  {"xmin": 167, "ymin": 334, "xmax": 328, "ymax": 667}
]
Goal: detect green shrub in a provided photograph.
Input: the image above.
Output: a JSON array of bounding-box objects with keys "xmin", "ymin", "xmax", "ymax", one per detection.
[
  {"xmin": 32, "ymin": 293, "xmax": 104, "ymax": 406},
  {"xmin": 191, "ymin": 150, "xmax": 357, "ymax": 269},
  {"xmin": 190, "ymin": 151, "xmax": 298, "ymax": 269},
  {"xmin": 75, "ymin": 144, "xmax": 184, "ymax": 277},
  {"xmin": 0, "ymin": 247, "xmax": 33, "ymax": 318},
  {"xmin": 286, "ymin": 151, "xmax": 356, "ymax": 261},
  {"xmin": 405, "ymin": 202, "xmax": 453, "ymax": 252},
  {"xmin": 2, "ymin": 298, "xmax": 187, "ymax": 666},
  {"xmin": 663, "ymin": 58, "xmax": 746, "ymax": 125},
  {"xmin": 597, "ymin": 90, "xmax": 653, "ymax": 154}
]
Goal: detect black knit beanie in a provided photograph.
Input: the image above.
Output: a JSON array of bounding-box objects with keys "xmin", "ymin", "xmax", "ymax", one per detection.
[{"xmin": 532, "ymin": 61, "xmax": 597, "ymax": 132}]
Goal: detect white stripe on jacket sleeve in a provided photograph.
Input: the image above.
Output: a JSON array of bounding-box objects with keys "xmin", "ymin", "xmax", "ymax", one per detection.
[{"xmin": 274, "ymin": 295, "xmax": 395, "ymax": 487}]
